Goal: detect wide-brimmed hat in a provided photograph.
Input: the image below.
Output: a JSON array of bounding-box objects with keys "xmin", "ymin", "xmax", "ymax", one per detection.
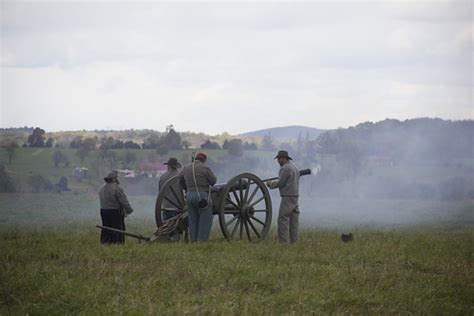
[
  {"xmin": 274, "ymin": 150, "xmax": 292, "ymax": 160},
  {"xmin": 195, "ymin": 152, "xmax": 207, "ymax": 162},
  {"xmin": 164, "ymin": 157, "xmax": 181, "ymax": 168},
  {"xmin": 104, "ymin": 170, "xmax": 118, "ymax": 179}
]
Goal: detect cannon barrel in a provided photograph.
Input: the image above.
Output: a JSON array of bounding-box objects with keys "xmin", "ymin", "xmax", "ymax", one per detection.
[
  {"xmin": 212, "ymin": 179, "xmax": 248, "ymax": 192},
  {"xmin": 261, "ymin": 168, "xmax": 312, "ymax": 183},
  {"xmin": 212, "ymin": 169, "xmax": 311, "ymax": 192},
  {"xmin": 96, "ymin": 225, "xmax": 150, "ymax": 242}
]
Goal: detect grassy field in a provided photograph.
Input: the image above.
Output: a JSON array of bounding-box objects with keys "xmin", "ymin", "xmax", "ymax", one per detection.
[
  {"xmin": 1, "ymin": 227, "xmax": 473, "ymax": 314},
  {"xmin": 1, "ymin": 148, "xmax": 473, "ymax": 313},
  {"xmin": 0, "ymin": 192, "xmax": 473, "ymax": 314}
]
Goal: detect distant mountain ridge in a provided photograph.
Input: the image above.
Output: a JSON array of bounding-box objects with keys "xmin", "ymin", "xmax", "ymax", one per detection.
[{"xmin": 241, "ymin": 125, "xmax": 325, "ymax": 140}]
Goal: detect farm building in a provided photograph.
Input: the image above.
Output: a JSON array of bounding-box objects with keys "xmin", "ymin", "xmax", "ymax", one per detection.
[
  {"xmin": 137, "ymin": 160, "xmax": 167, "ymax": 178},
  {"xmin": 73, "ymin": 167, "xmax": 89, "ymax": 179}
]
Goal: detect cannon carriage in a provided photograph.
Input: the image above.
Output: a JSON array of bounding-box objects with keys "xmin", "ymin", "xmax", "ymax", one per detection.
[{"xmin": 155, "ymin": 169, "xmax": 311, "ymax": 242}]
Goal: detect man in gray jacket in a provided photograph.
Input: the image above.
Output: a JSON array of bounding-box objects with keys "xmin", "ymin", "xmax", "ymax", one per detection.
[
  {"xmin": 266, "ymin": 150, "xmax": 300, "ymax": 243},
  {"xmin": 99, "ymin": 170, "xmax": 134, "ymax": 244},
  {"xmin": 179, "ymin": 152, "xmax": 217, "ymax": 241},
  {"xmin": 159, "ymin": 157, "xmax": 183, "ymax": 220},
  {"xmin": 158, "ymin": 157, "xmax": 184, "ymax": 240}
]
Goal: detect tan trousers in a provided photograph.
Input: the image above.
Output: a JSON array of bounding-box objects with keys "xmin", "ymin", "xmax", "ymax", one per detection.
[{"xmin": 278, "ymin": 196, "xmax": 299, "ymax": 243}]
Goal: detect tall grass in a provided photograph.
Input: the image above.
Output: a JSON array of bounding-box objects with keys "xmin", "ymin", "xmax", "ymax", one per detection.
[{"xmin": 1, "ymin": 228, "xmax": 472, "ymax": 314}]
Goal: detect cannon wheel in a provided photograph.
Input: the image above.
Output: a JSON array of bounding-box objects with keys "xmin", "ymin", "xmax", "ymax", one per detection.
[
  {"xmin": 155, "ymin": 176, "xmax": 188, "ymax": 241},
  {"xmin": 218, "ymin": 173, "xmax": 272, "ymax": 242}
]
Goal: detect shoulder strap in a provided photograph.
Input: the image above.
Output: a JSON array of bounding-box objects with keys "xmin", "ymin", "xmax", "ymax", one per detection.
[{"xmin": 192, "ymin": 161, "xmax": 202, "ymax": 199}]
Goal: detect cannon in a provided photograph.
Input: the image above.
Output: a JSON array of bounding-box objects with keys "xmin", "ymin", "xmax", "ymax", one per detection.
[{"xmin": 154, "ymin": 169, "xmax": 311, "ymax": 242}]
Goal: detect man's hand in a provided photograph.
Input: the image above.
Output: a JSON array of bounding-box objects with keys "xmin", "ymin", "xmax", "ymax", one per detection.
[{"xmin": 266, "ymin": 181, "xmax": 273, "ymax": 188}]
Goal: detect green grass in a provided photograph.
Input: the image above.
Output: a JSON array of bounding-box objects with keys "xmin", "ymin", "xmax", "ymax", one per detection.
[
  {"xmin": 1, "ymin": 148, "xmax": 473, "ymax": 313},
  {"xmin": 0, "ymin": 191, "xmax": 472, "ymax": 313},
  {"xmin": 1, "ymin": 227, "xmax": 472, "ymax": 314}
]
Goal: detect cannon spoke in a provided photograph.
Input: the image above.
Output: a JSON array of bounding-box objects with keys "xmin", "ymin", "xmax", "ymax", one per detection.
[
  {"xmin": 225, "ymin": 197, "xmax": 240, "ymax": 209},
  {"xmin": 232, "ymin": 190, "xmax": 241, "ymax": 206},
  {"xmin": 251, "ymin": 209, "xmax": 268, "ymax": 212},
  {"xmin": 250, "ymin": 215, "xmax": 266, "ymax": 226},
  {"xmin": 239, "ymin": 179, "xmax": 244, "ymax": 205},
  {"xmin": 244, "ymin": 180, "xmax": 252, "ymax": 203},
  {"xmin": 246, "ymin": 186, "xmax": 260, "ymax": 205},
  {"xmin": 244, "ymin": 219, "xmax": 251, "ymax": 241},
  {"xmin": 249, "ymin": 196, "xmax": 265, "ymax": 208},
  {"xmin": 247, "ymin": 218, "xmax": 261, "ymax": 238},
  {"xmin": 230, "ymin": 218, "xmax": 240, "ymax": 239},
  {"xmin": 169, "ymin": 186, "xmax": 185, "ymax": 209},
  {"xmin": 225, "ymin": 215, "xmax": 239, "ymax": 227},
  {"xmin": 223, "ymin": 209, "xmax": 240, "ymax": 214}
]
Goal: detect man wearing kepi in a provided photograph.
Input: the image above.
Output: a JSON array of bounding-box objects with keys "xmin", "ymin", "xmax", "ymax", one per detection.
[
  {"xmin": 98, "ymin": 170, "xmax": 134, "ymax": 244},
  {"xmin": 179, "ymin": 152, "xmax": 217, "ymax": 241},
  {"xmin": 266, "ymin": 150, "xmax": 300, "ymax": 243},
  {"xmin": 159, "ymin": 157, "xmax": 183, "ymax": 240}
]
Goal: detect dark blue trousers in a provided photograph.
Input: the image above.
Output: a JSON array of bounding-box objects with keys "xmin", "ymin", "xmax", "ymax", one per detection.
[{"xmin": 100, "ymin": 209, "xmax": 125, "ymax": 244}]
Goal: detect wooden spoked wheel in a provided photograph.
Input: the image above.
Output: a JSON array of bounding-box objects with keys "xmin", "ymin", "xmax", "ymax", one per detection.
[
  {"xmin": 217, "ymin": 173, "xmax": 272, "ymax": 242},
  {"xmin": 155, "ymin": 176, "xmax": 188, "ymax": 240}
]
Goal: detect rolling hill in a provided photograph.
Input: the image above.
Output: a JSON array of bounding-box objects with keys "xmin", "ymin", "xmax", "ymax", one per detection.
[{"xmin": 240, "ymin": 125, "xmax": 325, "ymax": 140}]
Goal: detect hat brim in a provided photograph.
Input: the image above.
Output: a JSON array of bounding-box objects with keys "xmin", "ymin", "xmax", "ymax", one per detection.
[
  {"xmin": 274, "ymin": 155, "xmax": 292, "ymax": 160},
  {"xmin": 164, "ymin": 162, "xmax": 182, "ymax": 168}
]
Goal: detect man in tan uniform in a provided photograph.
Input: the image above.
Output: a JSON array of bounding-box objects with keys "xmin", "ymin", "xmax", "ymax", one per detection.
[
  {"xmin": 266, "ymin": 150, "xmax": 300, "ymax": 243},
  {"xmin": 98, "ymin": 170, "xmax": 134, "ymax": 244}
]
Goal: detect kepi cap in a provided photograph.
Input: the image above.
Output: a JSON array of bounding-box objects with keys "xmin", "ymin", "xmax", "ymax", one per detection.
[{"xmin": 195, "ymin": 152, "xmax": 207, "ymax": 162}]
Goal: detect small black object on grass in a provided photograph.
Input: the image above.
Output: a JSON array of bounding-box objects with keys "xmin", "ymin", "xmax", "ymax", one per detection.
[{"xmin": 341, "ymin": 233, "xmax": 353, "ymax": 242}]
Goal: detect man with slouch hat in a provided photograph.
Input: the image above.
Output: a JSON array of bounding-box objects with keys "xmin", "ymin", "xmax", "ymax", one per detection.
[
  {"xmin": 179, "ymin": 152, "xmax": 217, "ymax": 241},
  {"xmin": 266, "ymin": 150, "xmax": 300, "ymax": 243},
  {"xmin": 158, "ymin": 157, "xmax": 184, "ymax": 240},
  {"xmin": 98, "ymin": 170, "xmax": 134, "ymax": 244}
]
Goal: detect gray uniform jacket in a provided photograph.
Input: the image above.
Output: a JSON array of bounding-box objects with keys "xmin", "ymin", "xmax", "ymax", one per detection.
[
  {"xmin": 99, "ymin": 183, "xmax": 134, "ymax": 214},
  {"xmin": 270, "ymin": 162, "xmax": 300, "ymax": 197},
  {"xmin": 179, "ymin": 160, "xmax": 217, "ymax": 192},
  {"xmin": 159, "ymin": 169, "xmax": 183, "ymax": 210}
]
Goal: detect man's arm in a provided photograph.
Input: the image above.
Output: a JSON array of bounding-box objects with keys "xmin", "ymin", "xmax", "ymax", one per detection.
[
  {"xmin": 178, "ymin": 170, "xmax": 187, "ymax": 191},
  {"xmin": 205, "ymin": 166, "xmax": 217, "ymax": 186},
  {"xmin": 268, "ymin": 166, "xmax": 291, "ymax": 189},
  {"xmin": 116, "ymin": 186, "xmax": 134, "ymax": 215}
]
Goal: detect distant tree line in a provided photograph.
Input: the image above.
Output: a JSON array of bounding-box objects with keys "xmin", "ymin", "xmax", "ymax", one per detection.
[
  {"xmin": 316, "ymin": 118, "xmax": 474, "ymax": 162},
  {"xmin": 200, "ymin": 138, "xmax": 258, "ymax": 157}
]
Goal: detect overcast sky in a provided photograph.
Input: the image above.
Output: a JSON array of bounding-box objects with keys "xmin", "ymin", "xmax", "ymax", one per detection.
[{"xmin": 1, "ymin": 1, "xmax": 472, "ymax": 135}]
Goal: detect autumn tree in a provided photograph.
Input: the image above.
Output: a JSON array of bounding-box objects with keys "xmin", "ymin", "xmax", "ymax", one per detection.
[{"xmin": 27, "ymin": 127, "xmax": 46, "ymax": 147}]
